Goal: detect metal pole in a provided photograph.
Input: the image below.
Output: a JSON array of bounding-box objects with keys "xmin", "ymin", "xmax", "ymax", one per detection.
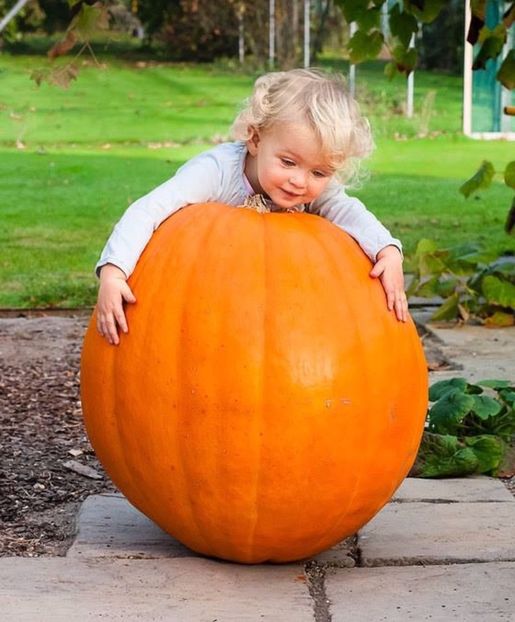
[
  {"xmin": 269, "ymin": 0, "xmax": 275, "ymax": 68},
  {"xmin": 0, "ymin": 0, "xmax": 31, "ymax": 33},
  {"xmin": 304, "ymin": 0, "xmax": 310, "ymax": 68}
]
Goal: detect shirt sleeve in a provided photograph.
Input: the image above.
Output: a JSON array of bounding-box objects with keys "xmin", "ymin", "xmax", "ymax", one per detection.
[
  {"xmin": 308, "ymin": 181, "xmax": 402, "ymax": 262},
  {"xmin": 95, "ymin": 151, "xmax": 222, "ymax": 278}
]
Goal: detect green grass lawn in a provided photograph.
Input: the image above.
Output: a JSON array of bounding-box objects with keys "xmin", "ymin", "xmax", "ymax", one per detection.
[{"xmin": 0, "ymin": 50, "xmax": 513, "ymax": 308}]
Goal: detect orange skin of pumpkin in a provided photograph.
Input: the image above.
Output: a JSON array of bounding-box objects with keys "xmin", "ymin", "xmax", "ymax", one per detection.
[{"xmin": 81, "ymin": 203, "xmax": 428, "ymax": 564}]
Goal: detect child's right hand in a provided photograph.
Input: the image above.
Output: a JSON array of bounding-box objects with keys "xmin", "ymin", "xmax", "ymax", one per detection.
[{"xmin": 96, "ymin": 264, "xmax": 136, "ymax": 345}]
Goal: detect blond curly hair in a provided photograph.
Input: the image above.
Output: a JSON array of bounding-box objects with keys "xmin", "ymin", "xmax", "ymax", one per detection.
[{"xmin": 231, "ymin": 68, "xmax": 374, "ymax": 186}]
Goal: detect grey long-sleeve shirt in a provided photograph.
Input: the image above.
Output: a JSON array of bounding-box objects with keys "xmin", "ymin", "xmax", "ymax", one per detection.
[{"xmin": 96, "ymin": 141, "xmax": 401, "ymax": 278}]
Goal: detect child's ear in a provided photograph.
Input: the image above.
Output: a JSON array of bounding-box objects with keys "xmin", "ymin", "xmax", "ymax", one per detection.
[{"xmin": 246, "ymin": 127, "xmax": 260, "ymax": 155}]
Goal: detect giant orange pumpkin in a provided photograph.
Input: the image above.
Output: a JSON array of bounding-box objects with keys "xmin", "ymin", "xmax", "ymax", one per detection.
[{"xmin": 81, "ymin": 202, "xmax": 427, "ymax": 563}]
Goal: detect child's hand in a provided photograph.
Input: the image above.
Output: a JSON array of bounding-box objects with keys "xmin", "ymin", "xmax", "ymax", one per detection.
[
  {"xmin": 369, "ymin": 246, "xmax": 408, "ymax": 322},
  {"xmin": 96, "ymin": 264, "xmax": 136, "ymax": 345}
]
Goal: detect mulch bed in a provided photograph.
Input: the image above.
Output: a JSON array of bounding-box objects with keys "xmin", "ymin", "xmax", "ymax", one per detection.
[
  {"xmin": 0, "ymin": 320, "xmax": 115, "ymax": 557},
  {"xmin": 0, "ymin": 315, "xmax": 513, "ymax": 557}
]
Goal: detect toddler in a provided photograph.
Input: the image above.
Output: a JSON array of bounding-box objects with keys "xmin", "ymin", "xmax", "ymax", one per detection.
[{"xmin": 96, "ymin": 68, "xmax": 407, "ymax": 345}]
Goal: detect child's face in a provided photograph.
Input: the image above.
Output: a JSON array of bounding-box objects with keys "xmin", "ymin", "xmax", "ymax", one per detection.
[{"xmin": 245, "ymin": 122, "xmax": 335, "ymax": 209}]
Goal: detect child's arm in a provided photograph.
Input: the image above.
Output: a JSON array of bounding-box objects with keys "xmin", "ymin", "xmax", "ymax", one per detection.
[
  {"xmin": 95, "ymin": 151, "xmax": 223, "ymax": 344},
  {"xmin": 310, "ymin": 182, "xmax": 407, "ymax": 321},
  {"xmin": 96, "ymin": 152, "xmax": 222, "ymax": 279}
]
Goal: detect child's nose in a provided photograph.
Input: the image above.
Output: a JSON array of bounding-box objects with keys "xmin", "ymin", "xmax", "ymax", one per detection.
[{"xmin": 289, "ymin": 171, "xmax": 307, "ymax": 188}]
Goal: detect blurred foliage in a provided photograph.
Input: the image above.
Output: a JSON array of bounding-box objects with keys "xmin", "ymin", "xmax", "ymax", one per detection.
[{"xmin": 408, "ymin": 238, "xmax": 515, "ymax": 325}]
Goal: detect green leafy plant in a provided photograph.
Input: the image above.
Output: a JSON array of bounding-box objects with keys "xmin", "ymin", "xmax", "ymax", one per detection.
[
  {"xmin": 411, "ymin": 377, "xmax": 515, "ymax": 478},
  {"xmin": 407, "ymin": 239, "xmax": 515, "ymax": 325}
]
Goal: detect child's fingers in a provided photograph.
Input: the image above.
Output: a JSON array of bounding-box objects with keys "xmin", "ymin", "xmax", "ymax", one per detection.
[
  {"xmin": 369, "ymin": 260, "xmax": 385, "ymax": 279},
  {"xmin": 113, "ymin": 306, "xmax": 129, "ymax": 334},
  {"xmin": 122, "ymin": 283, "xmax": 137, "ymax": 304},
  {"xmin": 97, "ymin": 311, "xmax": 120, "ymax": 345},
  {"xmin": 103, "ymin": 315, "xmax": 120, "ymax": 345},
  {"xmin": 394, "ymin": 293, "xmax": 409, "ymax": 322}
]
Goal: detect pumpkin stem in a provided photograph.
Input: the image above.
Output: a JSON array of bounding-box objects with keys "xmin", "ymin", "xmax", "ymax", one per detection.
[{"xmin": 240, "ymin": 194, "xmax": 271, "ymax": 213}]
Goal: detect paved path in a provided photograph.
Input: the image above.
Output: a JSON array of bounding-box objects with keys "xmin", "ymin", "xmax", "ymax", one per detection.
[{"xmin": 2, "ymin": 323, "xmax": 514, "ymax": 621}]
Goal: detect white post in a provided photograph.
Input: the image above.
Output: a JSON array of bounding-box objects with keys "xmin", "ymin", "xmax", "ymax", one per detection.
[
  {"xmin": 406, "ymin": 33, "xmax": 415, "ymax": 118},
  {"xmin": 349, "ymin": 22, "xmax": 357, "ymax": 97},
  {"xmin": 463, "ymin": 0, "xmax": 472, "ymax": 135},
  {"xmin": 0, "ymin": 0, "xmax": 31, "ymax": 33},
  {"xmin": 303, "ymin": 0, "xmax": 310, "ymax": 68},
  {"xmin": 381, "ymin": 1, "xmax": 389, "ymax": 38},
  {"xmin": 238, "ymin": 3, "xmax": 245, "ymax": 64},
  {"xmin": 269, "ymin": 0, "xmax": 275, "ymax": 68}
]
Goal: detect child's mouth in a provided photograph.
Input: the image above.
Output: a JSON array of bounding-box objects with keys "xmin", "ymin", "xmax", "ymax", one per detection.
[{"xmin": 281, "ymin": 189, "xmax": 302, "ymax": 199}]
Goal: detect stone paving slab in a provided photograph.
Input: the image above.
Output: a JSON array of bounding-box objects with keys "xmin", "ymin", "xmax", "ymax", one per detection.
[
  {"xmin": 70, "ymin": 493, "xmax": 359, "ymax": 566},
  {"xmin": 67, "ymin": 493, "xmax": 197, "ymax": 559},
  {"xmin": 68, "ymin": 493, "xmax": 357, "ymax": 565},
  {"xmin": 359, "ymin": 501, "xmax": 515, "ymax": 566},
  {"xmin": 393, "ymin": 476, "xmax": 515, "ymax": 503},
  {"xmin": 426, "ymin": 325, "xmax": 515, "ymax": 383},
  {"xmin": 0, "ymin": 557, "xmax": 312, "ymax": 622},
  {"xmin": 326, "ymin": 561, "xmax": 515, "ymax": 621}
]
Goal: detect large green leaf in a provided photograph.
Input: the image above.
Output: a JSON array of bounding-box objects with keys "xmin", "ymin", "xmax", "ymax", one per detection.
[
  {"xmin": 389, "ymin": 4, "xmax": 418, "ymax": 47},
  {"xmin": 71, "ymin": 3, "xmax": 108, "ymax": 41},
  {"xmin": 412, "ymin": 240, "xmax": 449, "ymax": 277},
  {"xmin": 499, "ymin": 389, "xmax": 515, "ymax": 405},
  {"xmin": 348, "ymin": 29, "xmax": 384, "ymax": 64},
  {"xmin": 464, "ymin": 435, "xmax": 505, "ymax": 474},
  {"xmin": 392, "ymin": 44, "xmax": 417, "ymax": 75},
  {"xmin": 337, "ymin": 0, "xmax": 368, "ymax": 23},
  {"xmin": 485, "ymin": 257, "xmax": 515, "ymax": 278},
  {"xmin": 471, "ymin": 0, "xmax": 487, "ymax": 20},
  {"xmin": 485, "ymin": 311, "xmax": 515, "ymax": 327},
  {"xmin": 429, "ymin": 389, "xmax": 475, "ymax": 434},
  {"xmin": 473, "ymin": 25, "xmax": 507, "ymax": 70},
  {"xmin": 471, "ymin": 395, "xmax": 503, "ymax": 419},
  {"xmin": 404, "ymin": 0, "xmax": 445, "ymax": 23},
  {"xmin": 497, "ymin": 50, "xmax": 515, "ymax": 89},
  {"xmin": 479, "ymin": 379, "xmax": 514, "ymax": 390},
  {"xmin": 356, "ymin": 6, "xmax": 381, "ymax": 31},
  {"xmin": 430, "ymin": 292, "xmax": 459, "ymax": 321},
  {"xmin": 429, "ymin": 378, "xmax": 468, "ymax": 402},
  {"xmin": 481, "ymin": 275, "xmax": 515, "ymax": 308},
  {"xmin": 384, "ymin": 61, "xmax": 398, "ymax": 80},
  {"xmin": 504, "ymin": 161, "xmax": 515, "ymax": 190},
  {"xmin": 415, "ymin": 238, "xmax": 439, "ymax": 253},
  {"xmin": 410, "ymin": 432, "xmax": 479, "ymax": 478},
  {"xmin": 459, "ymin": 160, "xmax": 495, "ymax": 198}
]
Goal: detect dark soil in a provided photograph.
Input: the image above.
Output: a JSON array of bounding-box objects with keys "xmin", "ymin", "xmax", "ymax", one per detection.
[
  {"xmin": 0, "ymin": 312, "xmax": 513, "ymax": 557},
  {"xmin": 0, "ymin": 315, "xmax": 115, "ymax": 557}
]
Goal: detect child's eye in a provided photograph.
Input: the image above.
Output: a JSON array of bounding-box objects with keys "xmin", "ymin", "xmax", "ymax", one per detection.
[
  {"xmin": 312, "ymin": 170, "xmax": 328, "ymax": 178},
  {"xmin": 280, "ymin": 158, "xmax": 295, "ymax": 167}
]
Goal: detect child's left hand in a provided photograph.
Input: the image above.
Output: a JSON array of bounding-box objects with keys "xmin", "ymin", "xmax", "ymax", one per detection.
[{"xmin": 369, "ymin": 245, "xmax": 408, "ymax": 322}]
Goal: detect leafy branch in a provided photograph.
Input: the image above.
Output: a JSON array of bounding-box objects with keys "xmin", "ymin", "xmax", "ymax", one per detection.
[
  {"xmin": 336, "ymin": 1, "xmax": 515, "ymax": 229},
  {"xmin": 30, "ymin": 0, "xmax": 109, "ymax": 89}
]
